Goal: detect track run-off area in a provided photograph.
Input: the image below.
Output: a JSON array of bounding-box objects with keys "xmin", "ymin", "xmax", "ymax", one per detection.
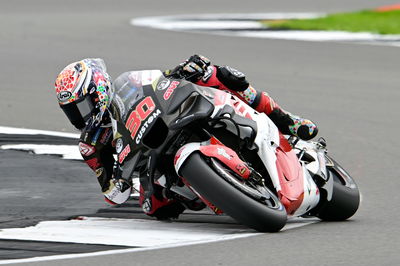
[
  {"xmin": 0, "ymin": 126, "xmax": 317, "ymax": 263},
  {"xmin": 132, "ymin": 13, "xmax": 400, "ymax": 47}
]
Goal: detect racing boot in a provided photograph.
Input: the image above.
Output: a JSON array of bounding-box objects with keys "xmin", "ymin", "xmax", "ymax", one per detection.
[
  {"xmin": 287, "ymin": 112, "xmax": 318, "ymax": 141},
  {"xmin": 139, "ymin": 185, "xmax": 186, "ymax": 220},
  {"xmin": 255, "ymin": 92, "xmax": 318, "ymax": 141}
]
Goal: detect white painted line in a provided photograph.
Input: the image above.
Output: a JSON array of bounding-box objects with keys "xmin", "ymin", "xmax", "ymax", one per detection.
[
  {"xmin": 0, "ymin": 216, "xmax": 318, "ymax": 264},
  {"xmin": 131, "ymin": 13, "xmax": 400, "ymax": 47},
  {"xmin": 0, "ymin": 217, "xmax": 255, "ymax": 247},
  {"xmin": 226, "ymin": 29, "xmax": 400, "ymax": 42},
  {"xmin": 0, "ymin": 126, "xmax": 81, "ymax": 159},
  {"xmin": 0, "ymin": 144, "xmax": 81, "ymax": 160},
  {"xmin": 0, "ymin": 127, "xmax": 143, "ymax": 196},
  {"xmin": 0, "ymin": 126, "xmax": 79, "ymax": 139},
  {"xmin": 132, "ymin": 13, "xmax": 321, "ymax": 31}
]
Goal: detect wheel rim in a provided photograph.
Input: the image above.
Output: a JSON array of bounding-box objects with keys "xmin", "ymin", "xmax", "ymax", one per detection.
[{"xmin": 210, "ymin": 158, "xmax": 284, "ymax": 210}]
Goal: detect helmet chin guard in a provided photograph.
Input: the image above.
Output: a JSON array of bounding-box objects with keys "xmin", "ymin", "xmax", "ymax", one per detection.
[{"xmin": 55, "ymin": 58, "xmax": 112, "ymax": 130}]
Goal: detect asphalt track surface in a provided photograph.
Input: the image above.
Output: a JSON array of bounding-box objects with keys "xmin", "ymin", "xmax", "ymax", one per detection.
[{"xmin": 1, "ymin": 0, "xmax": 399, "ymax": 265}]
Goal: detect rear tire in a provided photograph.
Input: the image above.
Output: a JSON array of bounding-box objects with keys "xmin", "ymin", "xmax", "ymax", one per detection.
[
  {"xmin": 180, "ymin": 153, "xmax": 287, "ymax": 232},
  {"xmin": 316, "ymin": 156, "xmax": 360, "ymax": 221}
]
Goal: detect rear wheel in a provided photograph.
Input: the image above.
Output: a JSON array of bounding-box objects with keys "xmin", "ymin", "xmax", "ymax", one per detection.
[
  {"xmin": 316, "ymin": 156, "xmax": 360, "ymax": 221},
  {"xmin": 180, "ymin": 153, "xmax": 287, "ymax": 232}
]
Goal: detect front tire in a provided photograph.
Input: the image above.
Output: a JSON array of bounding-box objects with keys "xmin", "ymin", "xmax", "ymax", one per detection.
[
  {"xmin": 180, "ymin": 153, "xmax": 287, "ymax": 232},
  {"xmin": 316, "ymin": 156, "xmax": 360, "ymax": 221}
]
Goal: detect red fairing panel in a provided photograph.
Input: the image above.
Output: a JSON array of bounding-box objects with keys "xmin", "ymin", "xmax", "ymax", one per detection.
[
  {"xmin": 276, "ymin": 135, "xmax": 305, "ymax": 215},
  {"xmin": 199, "ymin": 144, "xmax": 251, "ymax": 179}
]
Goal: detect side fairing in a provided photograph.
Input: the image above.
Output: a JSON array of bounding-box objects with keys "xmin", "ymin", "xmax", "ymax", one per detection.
[{"xmin": 109, "ymin": 70, "xmax": 166, "ymax": 168}]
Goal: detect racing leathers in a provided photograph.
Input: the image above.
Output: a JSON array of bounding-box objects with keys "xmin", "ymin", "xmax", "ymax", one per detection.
[
  {"xmin": 78, "ymin": 116, "xmax": 133, "ymax": 206},
  {"xmin": 165, "ymin": 55, "xmax": 318, "ymax": 141},
  {"xmin": 79, "ymin": 55, "xmax": 318, "ymax": 220}
]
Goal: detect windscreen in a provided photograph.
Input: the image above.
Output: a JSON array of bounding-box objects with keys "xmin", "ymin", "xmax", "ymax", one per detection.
[{"xmin": 112, "ymin": 70, "xmax": 162, "ymax": 121}]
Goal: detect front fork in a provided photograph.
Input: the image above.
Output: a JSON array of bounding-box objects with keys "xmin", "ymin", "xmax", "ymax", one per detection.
[
  {"xmin": 174, "ymin": 137, "xmax": 253, "ymax": 214},
  {"xmin": 293, "ymin": 137, "xmax": 334, "ymax": 209}
]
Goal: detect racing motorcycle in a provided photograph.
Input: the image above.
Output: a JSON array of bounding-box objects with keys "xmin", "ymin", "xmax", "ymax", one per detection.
[{"xmin": 112, "ymin": 70, "xmax": 360, "ymax": 232}]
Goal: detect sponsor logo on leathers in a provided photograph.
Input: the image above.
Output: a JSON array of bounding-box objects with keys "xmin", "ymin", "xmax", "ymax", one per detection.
[
  {"xmin": 79, "ymin": 142, "xmax": 96, "ymax": 156},
  {"xmin": 157, "ymin": 79, "xmax": 171, "ymax": 90}
]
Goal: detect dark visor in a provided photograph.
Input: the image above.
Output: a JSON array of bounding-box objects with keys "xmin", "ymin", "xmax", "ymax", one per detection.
[{"xmin": 60, "ymin": 95, "xmax": 95, "ymax": 130}]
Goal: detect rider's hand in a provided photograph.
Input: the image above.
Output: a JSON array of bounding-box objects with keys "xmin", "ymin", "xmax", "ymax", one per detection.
[
  {"xmin": 103, "ymin": 178, "xmax": 132, "ymax": 205},
  {"xmin": 180, "ymin": 54, "xmax": 211, "ymax": 82},
  {"xmin": 102, "ymin": 162, "xmax": 131, "ymax": 204}
]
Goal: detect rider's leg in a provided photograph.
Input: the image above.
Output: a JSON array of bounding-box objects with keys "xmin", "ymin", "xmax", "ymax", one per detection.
[{"xmin": 255, "ymin": 92, "xmax": 318, "ymax": 140}]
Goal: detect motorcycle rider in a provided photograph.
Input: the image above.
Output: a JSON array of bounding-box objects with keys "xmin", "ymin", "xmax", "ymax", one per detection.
[{"xmin": 54, "ymin": 55, "xmax": 318, "ymax": 219}]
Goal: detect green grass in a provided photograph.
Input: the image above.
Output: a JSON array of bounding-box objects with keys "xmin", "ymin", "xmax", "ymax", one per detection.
[{"xmin": 264, "ymin": 10, "xmax": 400, "ymax": 35}]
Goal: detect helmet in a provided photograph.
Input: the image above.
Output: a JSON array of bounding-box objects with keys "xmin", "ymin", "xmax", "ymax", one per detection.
[{"xmin": 55, "ymin": 58, "xmax": 113, "ymax": 130}]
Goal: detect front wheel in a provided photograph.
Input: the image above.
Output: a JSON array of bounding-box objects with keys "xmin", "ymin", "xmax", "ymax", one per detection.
[
  {"xmin": 180, "ymin": 153, "xmax": 287, "ymax": 232},
  {"xmin": 316, "ymin": 156, "xmax": 360, "ymax": 221}
]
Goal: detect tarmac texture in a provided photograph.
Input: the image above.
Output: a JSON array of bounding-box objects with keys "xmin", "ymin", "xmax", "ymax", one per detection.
[{"xmin": 0, "ymin": 0, "xmax": 399, "ymax": 265}]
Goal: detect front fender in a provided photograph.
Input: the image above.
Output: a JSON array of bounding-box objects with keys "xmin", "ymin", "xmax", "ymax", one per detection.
[
  {"xmin": 174, "ymin": 142, "xmax": 201, "ymax": 175},
  {"xmin": 174, "ymin": 141, "xmax": 251, "ymax": 179}
]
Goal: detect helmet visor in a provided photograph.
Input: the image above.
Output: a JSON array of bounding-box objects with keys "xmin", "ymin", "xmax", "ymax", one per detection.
[{"xmin": 60, "ymin": 95, "xmax": 95, "ymax": 130}]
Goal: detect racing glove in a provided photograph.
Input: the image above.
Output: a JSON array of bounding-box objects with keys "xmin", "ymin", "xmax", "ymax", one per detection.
[
  {"xmin": 103, "ymin": 163, "xmax": 132, "ymax": 205},
  {"xmin": 166, "ymin": 54, "xmax": 211, "ymax": 82},
  {"xmin": 103, "ymin": 178, "xmax": 132, "ymax": 205}
]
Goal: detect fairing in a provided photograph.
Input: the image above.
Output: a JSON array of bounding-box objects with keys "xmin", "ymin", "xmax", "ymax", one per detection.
[
  {"xmin": 108, "ymin": 71, "xmax": 322, "ymax": 217},
  {"xmin": 204, "ymin": 88, "xmax": 320, "ymax": 215}
]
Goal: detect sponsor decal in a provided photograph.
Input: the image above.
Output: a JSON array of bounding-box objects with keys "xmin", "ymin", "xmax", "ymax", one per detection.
[
  {"xmin": 217, "ymin": 147, "xmax": 231, "ymax": 160},
  {"xmin": 105, "ymin": 184, "xmax": 120, "ymax": 202},
  {"xmin": 125, "ymin": 96, "xmax": 156, "ymax": 139},
  {"xmin": 115, "ymin": 138, "xmax": 124, "ymax": 153},
  {"xmin": 57, "ymin": 91, "xmax": 72, "ymax": 102},
  {"xmin": 100, "ymin": 128, "xmax": 112, "ymax": 144},
  {"xmin": 79, "ymin": 142, "xmax": 96, "ymax": 156},
  {"xmin": 95, "ymin": 167, "xmax": 104, "ymax": 177},
  {"xmin": 135, "ymin": 109, "xmax": 161, "ymax": 144},
  {"xmin": 236, "ymin": 164, "xmax": 247, "ymax": 175},
  {"xmin": 86, "ymin": 158, "xmax": 100, "ymax": 170},
  {"xmin": 226, "ymin": 66, "xmax": 245, "ymax": 78},
  {"xmin": 118, "ymin": 144, "xmax": 131, "ymax": 164},
  {"xmin": 157, "ymin": 79, "xmax": 171, "ymax": 90},
  {"xmin": 163, "ymin": 81, "xmax": 180, "ymax": 100}
]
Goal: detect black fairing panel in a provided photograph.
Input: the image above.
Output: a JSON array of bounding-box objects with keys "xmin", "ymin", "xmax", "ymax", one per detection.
[
  {"xmin": 169, "ymin": 96, "xmax": 214, "ymax": 129},
  {"xmin": 166, "ymin": 82, "xmax": 202, "ymax": 115},
  {"xmin": 154, "ymin": 80, "xmax": 214, "ymax": 129},
  {"xmin": 169, "ymin": 94, "xmax": 214, "ymax": 130},
  {"xmin": 213, "ymin": 105, "xmax": 258, "ymax": 145}
]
